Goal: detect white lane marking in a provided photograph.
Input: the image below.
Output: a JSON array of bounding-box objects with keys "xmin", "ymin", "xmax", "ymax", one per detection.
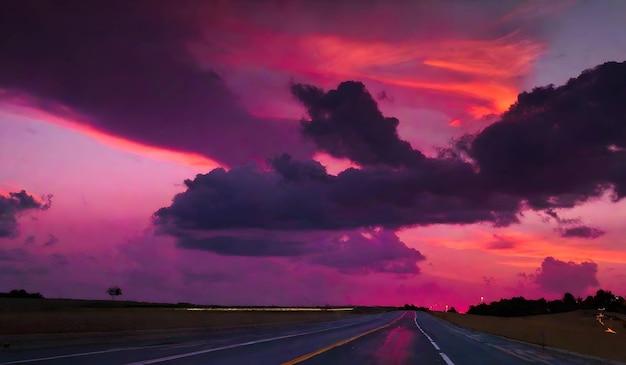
[
  {"xmin": 0, "ymin": 348, "xmax": 146, "ymax": 365},
  {"xmin": 413, "ymin": 315, "xmax": 440, "ymax": 350},
  {"xmin": 413, "ymin": 312, "xmax": 456, "ymax": 365},
  {"xmin": 439, "ymin": 352, "xmax": 455, "ymax": 365},
  {"xmin": 125, "ymin": 313, "xmax": 399, "ymax": 365},
  {"xmin": 0, "ymin": 315, "xmax": 389, "ymax": 365}
]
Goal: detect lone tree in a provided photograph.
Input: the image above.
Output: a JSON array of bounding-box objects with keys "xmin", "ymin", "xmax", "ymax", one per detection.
[{"xmin": 107, "ymin": 286, "xmax": 122, "ymax": 301}]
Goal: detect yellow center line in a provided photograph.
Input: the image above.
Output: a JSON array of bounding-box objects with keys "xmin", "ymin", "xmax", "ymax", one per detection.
[{"xmin": 281, "ymin": 312, "xmax": 407, "ymax": 365}]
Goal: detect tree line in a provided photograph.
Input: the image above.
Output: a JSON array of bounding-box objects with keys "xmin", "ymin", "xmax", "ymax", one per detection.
[{"xmin": 468, "ymin": 289, "xmax": 625, "ymax": 317}]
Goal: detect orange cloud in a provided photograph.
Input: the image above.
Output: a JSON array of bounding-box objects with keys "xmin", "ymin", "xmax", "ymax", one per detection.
[
  {"xmin": 201, "ymin": 26, "xmax": 544, "ymax": 121},
  {"xmin": 306, "ymin": 34, "xmax": 543, "ymax": 118}
]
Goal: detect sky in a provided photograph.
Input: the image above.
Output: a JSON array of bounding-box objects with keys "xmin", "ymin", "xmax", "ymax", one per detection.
[{"xmin": 1, "ymin": 0, "xmax": 626, "ymax": 312}]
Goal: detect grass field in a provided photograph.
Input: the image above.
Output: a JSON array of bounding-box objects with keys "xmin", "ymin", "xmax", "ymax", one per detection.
[
  {"xmin": 0, "ymin": 298, "xmax": 367, "ymax": 335},
  {"xmin": 434, "ymin": 310, "xmax": 626, "ymax": 362}
]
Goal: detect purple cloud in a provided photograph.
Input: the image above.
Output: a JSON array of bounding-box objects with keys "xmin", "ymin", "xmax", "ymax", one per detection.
[
  {"xmin": 486, "ymin": 235, "xmax": 516, "ymax": 250},
  {"xmin": 171, "ymin": 227, "xmax": 425, "ymax": 275},
  {"xmin": 542, "ymin": 209, "xmax": 603, "ymax": 239},
  {"xmin": 558, "ymin": 225, "xmax": 605, "ymax": 239},
  {"xmin": 532, "ymin": 257, "xmax": 599, "ymax": 294},
  {"xmin": 43, "ymin": 234, "xmax": 59, "ymax": 247},
  {"xmin": 308, "ymin": 230, "xmax": 425, "ymax": 275}
]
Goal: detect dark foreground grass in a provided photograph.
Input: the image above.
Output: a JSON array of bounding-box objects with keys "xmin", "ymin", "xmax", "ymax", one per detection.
[
  {"xmin": 0, "ymin": 298, "xmax": 369, "ymax": 335},
  {"xmin": 433, "ymin": 310, "xmax": 626, "ymax": 363}
]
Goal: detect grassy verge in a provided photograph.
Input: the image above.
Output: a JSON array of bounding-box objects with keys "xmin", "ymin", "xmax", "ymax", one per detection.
[
  {"xmin": 0, "ymin": 298, "xmax": 370, "ymax": 335},
  {"xmin": 433, "ymin": 310, "xmax": 626, "ymax": 363}
]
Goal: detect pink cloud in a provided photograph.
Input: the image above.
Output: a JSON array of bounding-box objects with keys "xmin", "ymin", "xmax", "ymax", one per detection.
[{"xmin": 531, "ymin": 256, "xmax": 599, "ymax": 295}]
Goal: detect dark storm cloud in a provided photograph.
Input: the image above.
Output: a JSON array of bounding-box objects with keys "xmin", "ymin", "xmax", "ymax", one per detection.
[
  {"xmin": 0, "ymin": 191, "xmax": 52, "ymax": 238},
  {"xmin": 469, "ymin": 61, "xmax": 626, "ymax": 207},
  {"xmin": 0, "ymin": 0, "xmax": 312, "ymax": 166},
  {"xmin": 558, "ymin": 226, "xmax": 605, "ymax": 239},
  {"xmin": 178, "ymin": 235, "xmax": 312, "ymax": 257},
  {"xmin": 154, "ymin": 155, "xmax": 520, "ymax": 233},
  {"xmin": 155, "ymin": 61, "xmax": 626, "ymax": 256},
  {"xmin": 291, "ymin": 81, "xmax": 424, "ymax": 168},
  {"xmin": 532, "ymin": 257, "xmax": 598, "ymax": 294}
]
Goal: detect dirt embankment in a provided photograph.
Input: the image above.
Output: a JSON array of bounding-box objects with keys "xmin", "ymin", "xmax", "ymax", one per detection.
[{"xmin": 434, "ymin": 310, "xmax": 626, "ymax": 363}]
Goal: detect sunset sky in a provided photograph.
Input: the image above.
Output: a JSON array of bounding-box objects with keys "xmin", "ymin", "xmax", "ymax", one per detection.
[{"xmin": 1, "ymin": 0, "xmax": 626, "ymax": 312}]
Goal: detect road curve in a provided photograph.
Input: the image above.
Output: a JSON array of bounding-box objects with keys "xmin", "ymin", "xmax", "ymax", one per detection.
[{"xmin": 0, "ymin": 311, "xmax": 615, "ymax": 364}]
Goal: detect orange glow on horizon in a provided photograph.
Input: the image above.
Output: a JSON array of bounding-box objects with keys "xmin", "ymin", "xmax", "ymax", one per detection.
[{"xmin": 402, "ymin": 228, "xmax": 626, "ymax": 266}]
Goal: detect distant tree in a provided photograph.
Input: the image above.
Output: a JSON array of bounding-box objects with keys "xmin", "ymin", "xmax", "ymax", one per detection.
[
  {"xmin": 0, "ymin": 289, "xmax": 44, "ymax": 299},
  {"xmin": 594, "ymin": 289, "xmax": 611, "ymax": 308},
  {"xmin": 581, "ymin": 295, "xmax": 595, "ymax": 309},
  {"xmin": 468, "ymin": 303, "xmax": 492, "ymax": 315},
  {"xmin": 107, "ymin": 286, "xmax": 122, "ymax": 301},
  {"xmin": 447, "ymin": 306, "xmax": 458, "ymax": 313},
  {"xmin": 548, "ymin": 299, "xmax": 565, "ymax": 313},
  {"xmin": 562, "ymin": 292, "xmax": 577, "ymax": 311}
]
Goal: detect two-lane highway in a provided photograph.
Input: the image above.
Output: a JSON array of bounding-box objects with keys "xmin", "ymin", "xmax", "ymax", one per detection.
[
  {"xmin": 1, "ymin": 311, "xmax": 617, "ymax": 364},
  {"xmin": 297, "ymin": 311, "xmax": 598, "ymax": 365}
]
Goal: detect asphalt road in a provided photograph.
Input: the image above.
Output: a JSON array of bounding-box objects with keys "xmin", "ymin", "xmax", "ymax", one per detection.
[{"xmin": 0, "ymin": 311, "xmax": 614, "ymax": 365}]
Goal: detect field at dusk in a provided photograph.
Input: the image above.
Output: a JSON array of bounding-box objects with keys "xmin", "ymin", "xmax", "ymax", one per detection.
[
  {"xmin": 435, "ymin": 310, "xmax": 626, "ymax": 363},
  {"xmin": 2, "ymin": 0, "xmax": 626, "ymax": 316}
]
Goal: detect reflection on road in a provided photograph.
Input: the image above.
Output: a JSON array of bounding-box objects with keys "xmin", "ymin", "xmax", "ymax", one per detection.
[{"xmin": 374, "ymin": 326, "xmax": 415, "ymax": 365}]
